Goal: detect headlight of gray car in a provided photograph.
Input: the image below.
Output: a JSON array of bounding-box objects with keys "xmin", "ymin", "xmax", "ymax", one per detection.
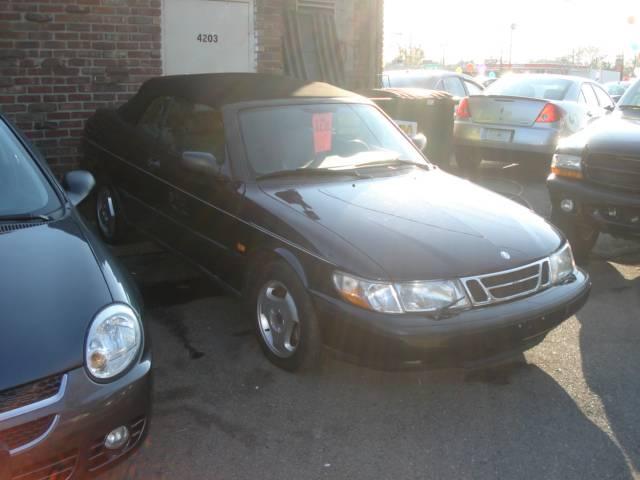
[
  {"xmin": 549, "ymin": 243, "xmax": 576, "ymax": 284},
  {"xmin": 333, "ymin": 272, "xmax": 469, "ymax": 314},
  {"xmin": 85, "ymin": 304, "xmax": 142, "ymax": 380},
  {"xmin": 551, "ymin": 153, "xmax": 583, "ymax": 179}
]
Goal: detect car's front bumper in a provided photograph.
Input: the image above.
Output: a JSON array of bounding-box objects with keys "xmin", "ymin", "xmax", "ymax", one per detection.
[
  {"xmin": 313, "ymin": 269, "xmax": 590, "ymax": 369},
  {"xmin": 548, "ymin": 174, "xmax": 640, "ymax": 238},
  {"xmin": 454, "ymin": 120, "xmax": 559, "ymax": 155},
  {"xmin": 2, "ymin": 353, "xmax": 151, "ymax": 480}
]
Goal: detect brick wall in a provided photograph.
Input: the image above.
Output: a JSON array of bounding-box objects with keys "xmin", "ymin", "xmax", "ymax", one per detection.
[
  {"xmin": 0, "ymin": 0, "xmax": 162, "ymax": 176},
  {"xmin": 254, "ymin": 0, "xmax": 286, "ymax": 75}
]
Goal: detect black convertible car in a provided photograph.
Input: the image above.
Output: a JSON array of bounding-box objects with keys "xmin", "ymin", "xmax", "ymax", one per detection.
[
  {"xmin": 0, "ymin": 115, "xmax": 150, "ymax": 479},
  {"xmin": 84, "ymin": 73, "xmax": 590, "ymax": 371},
  {"xmin": 548, "ymin": 78, "xmax": 640, "ymax": 259}
]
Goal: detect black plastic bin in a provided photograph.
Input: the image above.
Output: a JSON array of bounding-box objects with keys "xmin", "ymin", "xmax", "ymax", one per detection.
[{"xmin": 361, "ymin": 88, "xmax": 455, "ymax": 168}]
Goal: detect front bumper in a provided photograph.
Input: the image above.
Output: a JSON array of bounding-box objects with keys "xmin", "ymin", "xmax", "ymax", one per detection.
[
  {"xmin": 314, "ymin": 269, "xmax": 590, "ymax": 369},
  {"xmin": 548, "ymin": 174, "xmax": 640, "ymax": 238},
  {"xmin": 454, "ymin": 120, "xmax": 559, "ymax": 155},
  {"xmin": 2, "ymin": 353, "xmax": 151, "ymax": 480}
]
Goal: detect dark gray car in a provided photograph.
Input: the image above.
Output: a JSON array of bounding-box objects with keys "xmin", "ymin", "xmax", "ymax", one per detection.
[{"xmin": 0, "ymin": 115, "xmax": 151, "ymax": 479}]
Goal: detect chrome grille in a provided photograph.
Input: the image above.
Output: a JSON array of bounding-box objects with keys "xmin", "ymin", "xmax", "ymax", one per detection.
[
  {"xmin": 584, "ymin": 153, "xmax": 640, "ymax": 193},
  {"xmin": 0, "ymin": 375, "xmax": 64, "ymax": 415},
  {"xmin": 463, "ymin": 259, "xmax": 551, "ymax": 306}
]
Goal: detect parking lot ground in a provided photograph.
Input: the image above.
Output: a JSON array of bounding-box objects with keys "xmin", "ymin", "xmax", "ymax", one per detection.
[{"xmin": 100, "ymin": 162, "xmax": 640, "ymax": 480}]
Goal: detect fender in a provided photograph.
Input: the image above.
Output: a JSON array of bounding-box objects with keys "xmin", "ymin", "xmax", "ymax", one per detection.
[{"xmin": 272, "ymin": 246, "xmax": 310, "ymax": 288}]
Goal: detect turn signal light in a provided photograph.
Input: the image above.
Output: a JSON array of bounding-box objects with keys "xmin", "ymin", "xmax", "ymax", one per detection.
[
  {"xmin": 551, "ymin": 166, "xmax": 583, "ymax": 179},
  {"xmin": 456, "ymin": 97, "xmax": 471, "ymax": 119},
  {"xmin": 535, "ymin": 103, "xmax": 563, "ymax": 123}
]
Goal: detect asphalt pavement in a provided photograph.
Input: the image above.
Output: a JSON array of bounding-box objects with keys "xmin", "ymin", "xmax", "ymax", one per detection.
[{"xmin": 100, "ymin": 161, "xmax": 640, "ymax": 480}]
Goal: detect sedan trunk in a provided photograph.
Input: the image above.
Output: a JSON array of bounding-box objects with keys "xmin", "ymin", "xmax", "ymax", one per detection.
[{"xmin": 468, "ymin": 95, "xmax": 549, "ymax": 127}]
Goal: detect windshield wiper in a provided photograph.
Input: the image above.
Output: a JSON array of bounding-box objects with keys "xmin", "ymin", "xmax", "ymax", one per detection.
[
  {"xmin": 351, "ymin": 159, "xmax": 432, "ymax": 171},
  {"xmin": 257, "ymin": 168, "xmax": 370, "ymax": 181},
  {"xmin": 0, "ymin": 213, "xmax": 52, "ymax": 222},
  {"xmin": 618, "ymin": 104, "xmax": 640, "ymax": 110}
]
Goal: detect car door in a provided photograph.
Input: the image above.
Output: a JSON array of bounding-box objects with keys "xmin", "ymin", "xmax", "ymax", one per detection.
[
  {"xmin": 154, "ymin": 97, "xmax": 246, "ymax": 287},
  {"xmin": 580, "ymin": 83, "xmax": 604, "ymax": 122},
  {"xmin": 106, "ymin": 96, "xmax": 170, "ymax": 233}
]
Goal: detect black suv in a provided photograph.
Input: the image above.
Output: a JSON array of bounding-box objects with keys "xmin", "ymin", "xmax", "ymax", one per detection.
[{"xmin": 548, "ymin": 79, "xmax": 640, "ymax": 260}]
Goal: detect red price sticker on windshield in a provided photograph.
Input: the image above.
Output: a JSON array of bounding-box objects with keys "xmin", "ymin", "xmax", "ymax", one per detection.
[{"xmin": 312, "ymin": 113, "xmax": 333, "ymax": 153}]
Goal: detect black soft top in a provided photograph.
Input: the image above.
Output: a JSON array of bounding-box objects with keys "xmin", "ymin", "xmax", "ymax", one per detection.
[{"xmin": 119, "ymin": 73, "xmax": 362, "ymax": 121}]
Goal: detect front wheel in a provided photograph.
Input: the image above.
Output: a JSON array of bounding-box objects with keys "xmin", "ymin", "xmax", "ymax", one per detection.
[
  {"xmin": 95, "ymin": 184, "xmax": 128, "ymax": 244},
  {"xmin": 550, "ymin": 209, "xmax": 599, "ymax": 262},
  {"xmin": 252, "ymin": 261, "xmax": 322, "ymax": 372}
]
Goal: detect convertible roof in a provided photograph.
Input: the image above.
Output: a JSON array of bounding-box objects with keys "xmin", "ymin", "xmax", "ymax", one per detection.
[{"xmin": 120, "ymin": 73, "xmax": 363, "ymax": 120}]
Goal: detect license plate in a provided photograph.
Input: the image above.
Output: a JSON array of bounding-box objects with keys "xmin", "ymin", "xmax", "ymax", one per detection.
[{"xmin": 483, "ymin": 128, "xmax": 512, "ymax": 143}]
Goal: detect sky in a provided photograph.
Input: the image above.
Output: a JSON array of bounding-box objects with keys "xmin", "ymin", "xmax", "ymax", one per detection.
[{"xmin": 384, "ymin": 0, "xmax": 640, "ymax": 65}]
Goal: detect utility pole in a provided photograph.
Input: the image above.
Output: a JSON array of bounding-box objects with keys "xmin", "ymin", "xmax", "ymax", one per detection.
[{"xmin": 509, "ymin": 23, "xmax": 517, "ymax": 67}]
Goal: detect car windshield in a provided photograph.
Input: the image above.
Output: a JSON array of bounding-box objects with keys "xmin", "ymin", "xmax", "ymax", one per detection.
[
  {"xmin": 239, "ymin": 103, "xmax": 428, "ymax": 177},
  {"xmin": 0, "ymin": 120, "xmax": 60, "ymax": 217},
  {"xmin": 486, "ymin": 76, "xmax": 572, "ymax": 100},
  {"xmin": 618, "ymin": 80, "xmax": 640, "ymax": 108}
]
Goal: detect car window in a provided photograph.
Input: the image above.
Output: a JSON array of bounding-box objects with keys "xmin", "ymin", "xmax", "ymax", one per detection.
[
  {"xmin": 161, "ymin": 98, "xmax": 225, "ymax": 162},
  {"xmin": 0, "ymin": 120, "xmax": 60, "ymax": 217},
  {"xmin": 593, "ymin": 84, "xmax": 614, "ymax": 108},
  {"xmin": 239, "ymin": 103, "xmax": 427, "ymax": 177},
  {"xmin": 487, "ymin": 76, "xmax": 572, "ymax": 100},
  {"xmin": 581, "ymin": 84, "xmax": 599, "ymax": 107},
  {"xmin": 442, "ymin": 76, "xmax": 466, "ymax": 97},
  {"xmin": 464, "ymin": 80, "xmax": 483, "ymax": 95},
  {"xmin": 138, "ymin": 96, "xmax": 168, "ymax": 137}
]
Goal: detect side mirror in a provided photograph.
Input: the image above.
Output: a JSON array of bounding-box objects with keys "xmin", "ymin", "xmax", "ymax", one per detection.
[
  {"xmin": 182, "ymin": 151, "xmax": 218, "ymax": 176},
  {"xmin": 411, "ymin": 133, "xmax": 428, "ymax": 151},
  {"xmin": 604, "ymin": 104, "xmax": 615, "ymax": 113},
  {"xmin": 63, "ymin": 170, "xmax": 95, "ymax": 206}
]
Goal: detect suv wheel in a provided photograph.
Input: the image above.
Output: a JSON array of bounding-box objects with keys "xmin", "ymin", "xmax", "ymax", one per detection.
[
  {"xmin": 252, "ymin": 261, "xmax": 321, "ymax": 372},
  {"xmin": 551, "ymin": 209, "xmax": 599, "ymax": 262}
]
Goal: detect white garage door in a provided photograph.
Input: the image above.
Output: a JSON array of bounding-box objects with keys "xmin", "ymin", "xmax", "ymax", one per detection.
[{"xmin": 163, "ymin": 0, "xmax": 254, "ymax": 75}]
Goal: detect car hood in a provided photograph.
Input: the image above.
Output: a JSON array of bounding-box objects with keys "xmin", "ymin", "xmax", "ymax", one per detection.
[
  {"xmin": 0, "ymin": 214, "xmax": 112, "ymax": 391},
  {"xmin": 560, "ymin": 112, "xmax": 640, "ymax": 155},
  {"xmin": 260, "ymin": 168, "xmax": 562, "ymax": 281}
]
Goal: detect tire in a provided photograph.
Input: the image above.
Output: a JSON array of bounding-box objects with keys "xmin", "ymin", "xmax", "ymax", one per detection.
[
  {"xmin": 251, "ymin": 261, "xmax": 322, "ymax": 372},
  {"xmin": 94, "ymin": 184, "xmax": 128, "ymax": 244},
  {"xmin": 455, "ymin": 146, "xmax": 482, "ymax": 176},
  {"xmin": 550, "ymin": 208, "xmax": 599, "ymax": 262}
]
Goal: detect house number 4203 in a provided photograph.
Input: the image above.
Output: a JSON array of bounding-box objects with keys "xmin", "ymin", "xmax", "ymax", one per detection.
[{"xmin": 197, "ymin": 33, "xmax": 219, "ymax": 43}]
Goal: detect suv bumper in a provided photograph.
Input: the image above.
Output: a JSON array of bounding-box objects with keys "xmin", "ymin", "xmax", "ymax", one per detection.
[
  {"xmin": 548, "ymin": 174, "xmax": 640, "ymax": 238},
  {"xmin": 313, "ymin": 269, "xmax": 590, "ymax": 369}
]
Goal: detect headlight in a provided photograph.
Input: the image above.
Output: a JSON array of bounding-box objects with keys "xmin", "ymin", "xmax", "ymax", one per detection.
[
  {"xmin": 551, "ymin": 153, "xmax": 583, "ymax": 179},
  {"xmin": 395, "ymin": 280, "xmax": 470, "ymax": 312},
  {"xmin": 332, "ymin": 272, "xmax": 470, "ymax": 314},
  {"xmin": 549, "ymin": 243, "xmax": 576, "ymax": 284},
  {"xmin": 333, "ymin": 272, "xmax": 402, "ymax": 313},
  {"xmin": 86, "ymin": 304, "xmax": 142, "ymax": 380}
]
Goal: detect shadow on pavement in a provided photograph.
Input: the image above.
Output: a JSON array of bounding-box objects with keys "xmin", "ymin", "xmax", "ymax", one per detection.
[{"xmin": 577, "ymin": 250, "xmax": 640, "ymax": 474}]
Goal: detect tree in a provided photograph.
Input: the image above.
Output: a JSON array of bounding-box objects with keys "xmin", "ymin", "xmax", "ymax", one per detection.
[{"xmin": 391, "ymin": 46, "xmax": 426, "ymax": 68}]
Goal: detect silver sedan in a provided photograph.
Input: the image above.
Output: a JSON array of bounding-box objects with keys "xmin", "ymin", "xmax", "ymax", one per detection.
[{"xmin": 454, "ymin": 74, "xmax": 615, "ymax": 171}]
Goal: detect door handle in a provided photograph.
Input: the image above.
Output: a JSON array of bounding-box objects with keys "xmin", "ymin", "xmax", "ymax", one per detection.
[{"xmin": 147, "ymin": 158, "xmax": 161, "ymax": 170}]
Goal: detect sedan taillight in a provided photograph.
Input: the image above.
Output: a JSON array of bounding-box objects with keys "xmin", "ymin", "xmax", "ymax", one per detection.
[
  {"xmin": 456, "ymin": 97, "xmax": 471, "ymax": 119},
  {"xmin": 535, "ymin": 103, "xmax": 563, "ymax": 123}
]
